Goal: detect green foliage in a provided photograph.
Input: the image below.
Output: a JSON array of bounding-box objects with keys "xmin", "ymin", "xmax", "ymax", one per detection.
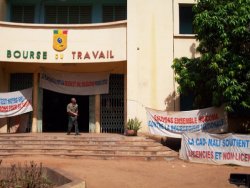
[
  {"xmin": 0, "ymin": 161, "xmax": 54, "ymax": 188},
  {"xmin": 127, "ymin": 118, "xmax": 142, "ymax": 131},
  {"xmin": 172, "ymin": 0, "xmax": 250, "ymax": 111}
]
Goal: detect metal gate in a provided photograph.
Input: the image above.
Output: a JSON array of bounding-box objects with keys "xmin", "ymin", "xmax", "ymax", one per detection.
[
  {"xmin": 101, "ymin": 74, "xmax": 124, "ymax": 133},
  {"xmin": 9, "ymin": 73, "xmax": 33, "ymax": 132}
]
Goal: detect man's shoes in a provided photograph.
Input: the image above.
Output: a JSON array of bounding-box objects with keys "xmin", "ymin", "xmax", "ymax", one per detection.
[
  {"xmin": 67, "ymin": 132, "xmax": 70, "ymax": 135},
  {"xmin": 75, "ymin": 133, "xmax": 81, "ymax": 136}
]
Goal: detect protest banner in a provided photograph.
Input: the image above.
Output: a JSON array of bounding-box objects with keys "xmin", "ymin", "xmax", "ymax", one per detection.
[
  {"xmin": 180, "ymin": 132, "xmax": 250, "ymax": 167},
  {"xmin": 40, "ymin": 69, "xmax": 110, "ymax": 95},
  {"xmin": 0, "ymin": 88, "xmax": 33, "ymax": 118},
  {"xmin": 146, "ymin": 106, "xmax": 228, "ymax": 138}
]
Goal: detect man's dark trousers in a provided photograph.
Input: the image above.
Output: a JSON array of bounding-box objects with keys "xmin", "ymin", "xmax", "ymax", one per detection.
[{"xmin": 67, "ymin": 116, "xmax": 79, "ymax": 135}]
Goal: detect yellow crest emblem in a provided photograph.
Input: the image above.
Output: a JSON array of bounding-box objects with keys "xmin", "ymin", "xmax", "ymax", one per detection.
[{"xmin": 53, "ymin": 30, "xmax": 68, "ymax": 52}]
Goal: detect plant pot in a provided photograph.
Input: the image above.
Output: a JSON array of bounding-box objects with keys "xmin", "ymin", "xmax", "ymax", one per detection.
[{"xmin": 126, "ymin": 129, "xmax": 137, "ymax": 136}]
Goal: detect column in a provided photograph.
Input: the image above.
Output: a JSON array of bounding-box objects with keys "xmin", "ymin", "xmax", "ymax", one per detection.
[
  {"xmin": 89, "ymin": 95, "xmax": 95, "ymax": 133},
  {"xmin": 32, "ymin": 72, "xmax": 38, "ymax": 133},
  {"xmin": 95, "ymin": 94, "xmax": 101, "ymax": 133}
]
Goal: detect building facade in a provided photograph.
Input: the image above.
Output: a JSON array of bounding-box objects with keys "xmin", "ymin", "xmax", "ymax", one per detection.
[{"xmin": 0, "ymin": 0, "xmax": 198, "ymax": 133}]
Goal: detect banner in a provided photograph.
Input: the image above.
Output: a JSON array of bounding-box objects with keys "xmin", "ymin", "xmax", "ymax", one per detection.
[
  {"xmin": 146, "ymin": 106, "xmax": 228, "ymax": 138},
  {"xmin": 180, "ymin": 132, "xmax": 250, "ymax": 167},
  {"xmin": 0, "ymin": 88, "xmax": 33, "ymax": 118},
  {"xmin": 40, "ymin": 70, "xmax": 110, "ymax": 95}
]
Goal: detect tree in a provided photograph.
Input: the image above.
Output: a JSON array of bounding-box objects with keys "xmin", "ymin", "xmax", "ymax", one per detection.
[{"xmin": 172, "ymin": 0, "xmax": 250, "ymax": 111}]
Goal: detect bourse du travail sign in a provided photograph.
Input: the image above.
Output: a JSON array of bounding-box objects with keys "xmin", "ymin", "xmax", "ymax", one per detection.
[{"xmin": 0, "ymin": 22, "xmax": 126, "ymax": 63}]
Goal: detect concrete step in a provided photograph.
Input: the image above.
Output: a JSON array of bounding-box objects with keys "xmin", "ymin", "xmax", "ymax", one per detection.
[
  {"xmin": 0, "ymin": 134, "xmax": 149, "ymax": 141},
  {"xmin": 0, "ymin": 153, "xmax": 177, "ymax": 161},
  {"xmin": 0, "ymin": 148, "xmax": 173, "ymax": 155},
  {"xmin": 0, "ymin": 133, "xmax": 178, "ymax": 160},
  {"xmin": 0, "ymin": 144, "xmax": 166, "ymax": 151},
  {"xmin": 0, "ymin": 140, "xmax": 162, "ymax": 146}
]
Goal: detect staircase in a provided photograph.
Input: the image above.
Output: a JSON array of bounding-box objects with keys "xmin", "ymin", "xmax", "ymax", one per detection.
[{"xmin": 0, "ymin": 133, "xmax": 177, "ymax": 160}]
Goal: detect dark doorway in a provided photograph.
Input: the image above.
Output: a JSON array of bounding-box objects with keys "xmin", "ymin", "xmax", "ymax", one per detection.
[{"xmin": 42, "ymin": 90, "xmax": 89, "ymax": 132}]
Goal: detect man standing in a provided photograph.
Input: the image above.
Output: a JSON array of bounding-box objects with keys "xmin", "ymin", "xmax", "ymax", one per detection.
[{"xmin": 67, "ymin": 98, "xmax": 80, "ymax": 135}]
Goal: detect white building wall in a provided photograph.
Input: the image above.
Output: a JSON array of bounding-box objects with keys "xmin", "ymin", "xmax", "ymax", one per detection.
[{"xmin": 127, "ymin": 0, "xmax": 176, "ymax": 132}]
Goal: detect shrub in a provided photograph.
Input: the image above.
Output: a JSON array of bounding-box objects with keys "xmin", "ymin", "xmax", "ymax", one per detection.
[{"xmin": 0, "ymin": 160, "xmax": 54, "ymax": 188}]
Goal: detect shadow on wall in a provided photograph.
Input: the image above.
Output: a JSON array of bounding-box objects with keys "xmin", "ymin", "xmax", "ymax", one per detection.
[
  {"xmin": 190, "ymin": 42, "xmax": 197, "ymax": 58},
  {"xmin": 164, "ymin": 91, "xmax": 179, "ymax": 111}
]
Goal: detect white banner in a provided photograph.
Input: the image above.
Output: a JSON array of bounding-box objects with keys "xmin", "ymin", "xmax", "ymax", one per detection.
[
  {"xmin": 180, "ymin": 132, "xmax": 250, "ymax": 167},
  {"xmin": 0, "ymin": 88, "xmax": 33, "ymax": 118},
  {"xmin": 40, "ymin": 70, "xmax": 109, "ymax": 95},
  {"xmin": 146, "ymin": 106, "xmax": 228, "ymax": 138}
]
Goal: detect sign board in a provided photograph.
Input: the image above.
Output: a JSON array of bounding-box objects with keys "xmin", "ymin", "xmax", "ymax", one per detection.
[
  {"xmin": 146, "ymin": 106, "xmax": 228, "ymax": 138},
  {"xmin": 0, "ymin": 23, "xmax": 126, "ymax": 63},
  {"xmin": 180, "ymin": 132, "xmax": 250, "ymax": 167}
]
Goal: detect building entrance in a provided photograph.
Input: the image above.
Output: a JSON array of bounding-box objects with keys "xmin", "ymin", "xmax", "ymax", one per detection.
[{"xmin": 42, "ymin": 90, "xmax": 89, "ymax": 132}]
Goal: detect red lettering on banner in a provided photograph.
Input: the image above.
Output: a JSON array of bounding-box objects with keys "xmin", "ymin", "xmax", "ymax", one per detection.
[
  {"xmin": 223, "ymin": 152, "xmax": 250, "ymax": 162},
  {"xmin": 188, "ymin": 150, "xmax": 214, "ymax": 159},
  {"xmin": 174, "ymin": 117, "xmax": 197, "ymax": 124},
  {"xmin": 198, "ymin": 113, "xmax": 219, "ymax": 123},
  {"xmin": 153, "ymin": 115, "xmax": 174, "ymax": 124},
  {"xmin": 0, "ymin": 100, "xmax": 31, "ymax": 113}
]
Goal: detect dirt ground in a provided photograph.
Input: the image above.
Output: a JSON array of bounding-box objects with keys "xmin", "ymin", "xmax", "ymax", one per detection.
[{"xmin": 1, "ymin": 156, "xmax": 249, "ymax": 188}]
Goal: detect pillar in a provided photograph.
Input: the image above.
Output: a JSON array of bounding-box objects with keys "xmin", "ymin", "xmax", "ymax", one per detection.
[
  {"xmin": 95, "ymin": 94, "xmax": 101, "ymax": 133},
  {"xmin": 32, "ymin": 72, "xmax": 38, "ymax": 133},
  {"xmin": 124, "ymin": 73, "xmax": 127, "ymax": 131},
  {"xmin": 89, "ymin": 95, "xmax": 95, "ymax": 133}
]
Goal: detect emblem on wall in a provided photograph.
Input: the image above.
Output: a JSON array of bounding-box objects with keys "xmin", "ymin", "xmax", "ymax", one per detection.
[{"xmin": 53, "ymin": 30, "xmax": 68, "ymax": 52}]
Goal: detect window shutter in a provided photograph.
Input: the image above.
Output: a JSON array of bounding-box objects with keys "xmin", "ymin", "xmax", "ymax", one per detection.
[
  {"xmin": 80, "ymin": 6, "xmax": 92, "ymax": 24},
  {"xmin": 45, "ymin": 6, "xmax": 92, "ymax": 24},
  {"xmin": 23, "ymin": 6, "xmax": 35, "ymax": 23},
  {"xmin": 115, "ymin": 6, "xmax": 126, "ymax": 21},
  {"xmin": 103, "ymin": 6, "xmax": 114, "ymax": 23},
  {"xmin": 57, "ymin": 6, "xmax": 68, "ymax": 24},
  {"xmin": 103, "ymin": 5, "xmax": 127, "ymax": 23},
  {"xmin": 45, "ymin": 6, "xmax": 57, "ymax": 24},
  {"xmin": 11, "ymin": 5, "xmax": 35, "ymax": 23},
  {"xmin": 69, "ymin": 6, "xmax": 79, "ymax": 24}
]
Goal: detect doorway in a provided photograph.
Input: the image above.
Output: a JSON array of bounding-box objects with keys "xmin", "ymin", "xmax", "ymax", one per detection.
[{"xmin": 42, "ymin": 89, "xmax": 89, "ymax": 132}]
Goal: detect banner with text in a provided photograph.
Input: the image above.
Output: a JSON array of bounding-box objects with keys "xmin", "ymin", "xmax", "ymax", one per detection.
[
  {"xmin": 180, "ymin": 132, "xmax": 250, "ymax": 167},
  {"xmin": 146, "ymin": 106, "xmax": 228, "ymax": 138},
  {"xmin": 40, "ymin": 70, "xmax": 109, "ymax": 95},
  {"xmin": 0, "ymin": 88, "xmax": 33, "ymax": 118}
]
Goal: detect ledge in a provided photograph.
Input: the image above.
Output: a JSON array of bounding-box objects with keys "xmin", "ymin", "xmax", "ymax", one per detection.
[
  {"xmin": 174, "ymin": 34, "xmax": 196, "ymax": 39},
  {"xmin": 0, "ymin": 20, "xmax": 127, "ymax": 29}
]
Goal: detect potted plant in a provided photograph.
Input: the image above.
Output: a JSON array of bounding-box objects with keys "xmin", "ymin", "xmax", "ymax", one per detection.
[{"xmin": 125, "ymin": 117, "xmax": 142, "ymax": 136}]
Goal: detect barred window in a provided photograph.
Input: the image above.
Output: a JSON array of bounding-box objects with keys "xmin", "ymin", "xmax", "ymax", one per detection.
[
  {"xmin": 11, "ymin": 5, "xmax": 35, "ymax": 23},
  {"xmin": 45, "ymin": 6, "xmax": 92, "ymax": 24},
  {"xmin": 103, "ymin": 5, "xmax": 127, "ymax": 22}
]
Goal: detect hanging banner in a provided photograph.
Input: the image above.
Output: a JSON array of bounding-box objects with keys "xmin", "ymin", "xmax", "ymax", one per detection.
[
  {"xmin": 0, "ymin": 88, "xmax": 33, "ymax": 118},
  {"xmin": 180, "ymin": 132, "xmax": 250, "ymax": 167},
  {"xmin": 40, "ymin": 70, "xmax": 109, "ymax": 95},
  {"xmin": 146, "ymin": 106, "xmax": 228, "ymax": 138}
]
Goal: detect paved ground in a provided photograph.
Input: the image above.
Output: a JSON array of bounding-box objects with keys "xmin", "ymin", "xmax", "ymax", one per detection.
[{"xmin": 2, "ymin": 156, "xmax": 249, "ymax": 188}]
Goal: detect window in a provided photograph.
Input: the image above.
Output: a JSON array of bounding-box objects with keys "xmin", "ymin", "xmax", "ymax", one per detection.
[
  {"xmin": 44, "ymin": 6, "xmax": 92, "ymax": 24},
  {"xmin": 102, "ymin": 5, "xmax": 127, "ymax": 22},
  {"xmin": 11, "ymin": 5, "xmax": 35, "ymax": 23},
  {"xmin": 179, "ymin": 4, "xmax": 194, "ymax": 34}
]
